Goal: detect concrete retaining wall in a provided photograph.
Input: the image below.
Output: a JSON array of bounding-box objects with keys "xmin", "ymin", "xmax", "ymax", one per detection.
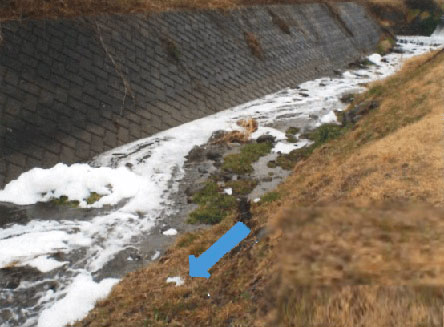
[{"xmin": 0, "ymin": 2, "xmax": 380, "ymax": 186}]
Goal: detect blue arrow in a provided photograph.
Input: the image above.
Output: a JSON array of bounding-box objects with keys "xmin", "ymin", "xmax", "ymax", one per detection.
[{"xmin": 189, "ymin": 222, "xmax": 251, "ymax": 278}]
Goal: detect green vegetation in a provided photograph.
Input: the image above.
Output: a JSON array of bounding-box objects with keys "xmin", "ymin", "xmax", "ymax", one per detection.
[
  {"xmin": 50, "ymin": 192, "xmax": 102, "ymax": 207},
  {"xmin": 188, "ymin": 182, "xmax": 237, "ymax": 224},
  {"xmin": 50, "ymin": 195, "xmax": 79, "ymax": 207},
  {"xmin": 285, "ymin": 127, "xmax": 300, "ymax": 143},
  {"xmin": 224, "ymin": 179, "xmax": 258, "ymax": 195},
  {"xmin": 222, "ymin": 142, "xmax": 272, "ymax": 174},
  {"xmin": 377, "ymin": 35, "xmax": 396, "ymax": 55},
  {"xmin": 259, "ymin": 191, "xmax": 281, "ymax": 204},
  {"xmin": 277, "ymin": 124, "xmax": 347, "ymax": 170},
  {"xmin": 86, "ymin": 192, "xmax": 102, "ymax": 205}
]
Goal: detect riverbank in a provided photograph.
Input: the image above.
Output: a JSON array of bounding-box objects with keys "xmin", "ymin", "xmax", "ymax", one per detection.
[{"xmin": 74, "ymin": 44, "xmax": 444, "ymax": 326}]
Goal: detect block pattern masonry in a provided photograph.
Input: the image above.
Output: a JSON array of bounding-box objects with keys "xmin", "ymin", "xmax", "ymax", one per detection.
[{"xmin": 0, "ymin": 2, "xmax": 380, "ymax": 186}]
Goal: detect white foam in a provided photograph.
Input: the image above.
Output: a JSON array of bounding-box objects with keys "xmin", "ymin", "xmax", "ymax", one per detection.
[
  {"xmin": 224, "ymin": 188, "xmax": 233, "ymax": 195},
  {"xmin": 368, "ymin": 53, "xmax": 382, "ymax": 65},
  {"xmin": 22, "ymin": 256, "xmax": 68, "ymax": 273},
  {"xmin": 1, "ymin": 32, "xmax": 441, "ymax": 326},
  {"xmin": 151, "ymin": 251, "xmax": 160, "ymax": 261},
  {"xmin": 0, "ymin": 230, "xmax": 90, "ymax": 268},
  {"xmin": 38, "ymin": 273, "xmax": 118, "ymax": 327},
  {"xmin": 166, "ymin": 276, "xmax": 184, "ymax": 286},
  {"xmin": 320, "ymin": 111, "xmax": 338, "ymax": 124},
  {"xmin": 0, "ymin": 163, "xmax": 144, "ymax": 209},
  {"xmin": 162, "ymin": 228, "xmax": 177, "ymax": 236}
]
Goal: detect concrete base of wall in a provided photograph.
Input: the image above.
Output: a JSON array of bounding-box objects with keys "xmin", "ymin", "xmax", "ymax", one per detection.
[{"xmin": 0, "ymin": 2, "xmax": 380, "ymax": 187}]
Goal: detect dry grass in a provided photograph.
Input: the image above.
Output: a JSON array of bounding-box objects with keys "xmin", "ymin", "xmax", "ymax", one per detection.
[
  {"xmin": 0, "ymin": 0, "xmax": 425, "ymax": 22},
  {"xmin": 212, "ymin": 117, "xmax": 258, "ymax": 144},
  {"xmin": 280, "ymin": 50, "xmax": 444, "ymax": 207},
  {"xmin": 76, "ymin": 47, "xmax": 444, "ymax": 327}
]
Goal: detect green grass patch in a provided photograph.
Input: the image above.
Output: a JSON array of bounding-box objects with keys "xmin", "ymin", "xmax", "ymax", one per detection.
[
  {"xmin": 286, "ymin": 127, "xmax": 300, "ymax": 143},
  {"xmin": 222, "ymin": 142, "xmax": 273, "ymax": 174},
  {"xmin": 224, "ymin": 179, "xmax": 258, "ymax": 195},
  {"xmin": 188, "ymin": 181, "xmax": 237, "ymax": 225},
  {"xmin": 86, "ymin": 192, "xmax": 102, "ymax": 205},
  {"xmin": 277, "ymin": 124, "xmax": 348, "ymax": 170},
  {"xmin": 50, "ymin": 196, "xmax": 79, "ymax": 208},
  {"xmin": 286, "ymin": 127, "xmax": 300, "ymax": 136},
  {"xmin": 259, "ymin": 191, "xmax": 281, "ymax": 204}
]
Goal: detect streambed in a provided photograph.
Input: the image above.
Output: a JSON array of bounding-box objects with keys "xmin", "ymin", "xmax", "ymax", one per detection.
[{"xmin": 0, "ymin": 32, "xmax": 443, "ymax": 327}]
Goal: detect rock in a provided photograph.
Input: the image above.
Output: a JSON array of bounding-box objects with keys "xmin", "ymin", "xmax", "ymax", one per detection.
[
  {"xmin": 309, "ymin": 114, "xmax": 319, "ymax": 120},
  {"xmin": 184, "ymin": 182, "xmax": 204, "ymax": 196},
  {"xmin": 185, "ymin": 145, "xmax": 205, "ymax": 163},
  {"xmin": 340, "ymin": 93, "xmax": 355, "ymax": 104},
  {"xmin": 299, "ymin": 93, "xmax": 309, "ymax": 97},
  {"xmin": 206, "ymin": 148, "xmax": 224, "ymax": 161},
  {"xmin": 319, "ymin": 82, "xmax": 327, "ymax": 87},
  {"xmin": 333, "ymin": 69, "xmax": 342, "ymax": 76},
  {"xmin": 341, "ymin": 100, "xmax": 379, "ymax": 126},
  {"xmin": 209, "ymin": 130, "xmax": 225, "ymax": 142},
  {"xmin": 256, "ymin": 134, "xmax": 276, "ymax": 143}
]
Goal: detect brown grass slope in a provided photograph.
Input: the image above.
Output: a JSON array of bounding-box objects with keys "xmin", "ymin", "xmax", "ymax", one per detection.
[{"xmin": 75, "ymin": 51, "xmax": 444, "ymax": 326}]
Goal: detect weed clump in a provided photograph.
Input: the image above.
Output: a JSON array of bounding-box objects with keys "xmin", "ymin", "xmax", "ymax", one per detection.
[
  {"xmin": 188, "ymin": 182, "xmax": 237, "ymax": 224},
  {"xmin": 164, "ymin": 38, "xmax": 180, "ymax": 61},
  {"xmin": 285, "ymin": 126, "xmax": 300, "ymax": 143},
  {"xmin": 86, "ymin": 192, "xmax": 102, "ymax": 205},
  {"xmin": 268, "ymin": 9, "xmax": 291, "ymax": 34},
  {"xmin": 225, "ymin": 179, "xmax": 258, "ymax": 195},
  {"xmin": 222, "ymin": 142, "xmax": 273, "ymax": 174},
  {"xmin": 277, "ymin": 124, "xmax": 346, "ymax": 170},
  {"xmin": 50, "ymin": 195, "xmax": 79, "ymax": 207},
  {"xmin": 244, "ymin": 32, "xmax": 264, "ymax": 60}
]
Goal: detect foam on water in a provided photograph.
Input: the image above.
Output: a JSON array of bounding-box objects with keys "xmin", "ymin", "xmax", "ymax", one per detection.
[{"xmin": 0, "ymin": 33, "xmax": 442, "ymax": 327}]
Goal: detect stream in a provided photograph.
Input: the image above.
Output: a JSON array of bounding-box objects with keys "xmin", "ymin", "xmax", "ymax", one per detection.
[{"xmin": 0, "ymin": 31, "xmax": 443, "ymax": 327}]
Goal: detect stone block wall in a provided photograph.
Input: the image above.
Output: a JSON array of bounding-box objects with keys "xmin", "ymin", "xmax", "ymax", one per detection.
[{"xmin": 0, "ymin": 2, "xmax": 380, "ymax": 186}]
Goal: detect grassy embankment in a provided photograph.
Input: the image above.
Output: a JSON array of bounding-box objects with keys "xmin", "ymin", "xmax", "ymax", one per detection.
[{"xmin": 75, "ymin": 47, "xmax": 444, "ymax": 326}]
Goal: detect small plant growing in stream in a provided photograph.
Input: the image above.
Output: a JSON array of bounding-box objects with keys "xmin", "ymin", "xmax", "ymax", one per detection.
[
  {"xmin": 222, "ymin": 142, "xmax": 273, "ymax": 174},
  {"xmin": 188, "ymin": 182, "xmax": 237, "ymax": 225},
  {"xmin": 50, "ymin": 192, "xmax": 102, "ymax": 207},
  {"xmin": 285, "ymin": 126, "xmax": 300, "ymax": 143},
  {"xmin": 86, "ymin": 192, "xmax": 102, "ymax": 205},
  {"xmin": 50, "ymin": 196, "xmax": 79, "ymax": 208}
]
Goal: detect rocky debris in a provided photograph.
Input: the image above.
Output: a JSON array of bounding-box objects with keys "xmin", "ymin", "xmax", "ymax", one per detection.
[
  {"xmin": 341, "ymin": 100, "xmax": 380, "ymax": 126},
  {"xmin": 340, "ymin": 93, "xmax": 355, "ymax": 104},
  {"xmin": 185, "ymin": 145, "xmax": 206, "ymax": 163},
  {"xmin": 333, "ymin": 69, "xmax": 342, "ymax": 76},
  {"xmin": 256, "ymin": 134, "xmax": 276, "ymax": 143},
  {"xmin": 0, "ymin": 266, "xmax": 43, "ymax": 290}
]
